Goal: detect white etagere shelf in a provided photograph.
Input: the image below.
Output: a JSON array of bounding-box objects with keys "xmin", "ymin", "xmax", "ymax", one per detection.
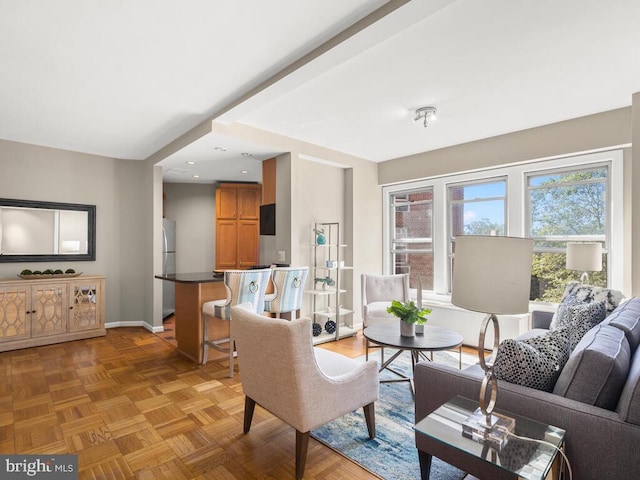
[{"xmin": 307, "ymin": 222, "xmax": 356, "ymax": 345}]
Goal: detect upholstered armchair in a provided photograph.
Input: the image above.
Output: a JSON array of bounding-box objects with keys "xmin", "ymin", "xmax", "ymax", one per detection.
[
  {"xmin": 230, "ymin": 303, "xmax": 379, "ymax": 480},
  {"xmin": 264, "ymin": 266, "xmax": 309, "ymax": 320},
  {"xmin": 361, "ymin": 273, "xmax": 410, "ymax": 359},
  {"xmin": 201, "ymin": 268, "xmax": 271, "ymax": 376}
]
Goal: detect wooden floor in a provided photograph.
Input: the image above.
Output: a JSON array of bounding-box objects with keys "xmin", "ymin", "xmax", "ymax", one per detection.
[
  {"xmin": 2, "ymin": 321, "xmax": 480, "ymax": 480},
  {"xmin": 0, "ymin": 325, "xmax": 385, "ymax": 480}
]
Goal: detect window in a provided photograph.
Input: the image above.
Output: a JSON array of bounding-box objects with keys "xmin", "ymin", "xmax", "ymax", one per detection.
[
  {"xmin": 448, "ymin": 178, "xmax": 507, "ymax": 287},
  {"xmin": 382, "ymin": 150, "xmax": 622, "ymax": 303},
  {"xmin": 390, "ymin": 189, "xmax": 433, "ymax": 290},
  {"xmin": 527, "ymin": 166, "xmax": 608, "ymax": 302}
]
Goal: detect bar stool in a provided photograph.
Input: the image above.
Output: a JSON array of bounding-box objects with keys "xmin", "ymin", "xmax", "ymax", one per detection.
[
  {"xmin": 264, "ymin": 266, "xmax": 309, "ymax": 320},
  {"xmin": 201, "ymin": 268, "xmax": 271, "ymax": 376}
]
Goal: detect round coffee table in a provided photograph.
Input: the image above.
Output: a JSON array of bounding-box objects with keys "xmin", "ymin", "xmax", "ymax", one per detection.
[{"xmin": 363, "ymin": 323, "xmax": 464, "ymax": 393}]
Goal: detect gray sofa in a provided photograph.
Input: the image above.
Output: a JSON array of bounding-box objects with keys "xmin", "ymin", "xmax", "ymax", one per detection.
[{"xmin": 414, "ymin": 297, "xmax": 640, "ymax": 480}]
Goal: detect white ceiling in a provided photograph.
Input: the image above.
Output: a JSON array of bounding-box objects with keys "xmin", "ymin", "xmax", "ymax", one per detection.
[{"xmin": 2, "ymin": 0, "xmax": 640, "ymax": 183}]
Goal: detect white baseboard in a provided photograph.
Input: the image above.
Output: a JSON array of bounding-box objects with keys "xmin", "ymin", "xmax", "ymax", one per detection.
[{"xmin": 105, "ymin": 321, "xmax": 163, "ymax": 333}]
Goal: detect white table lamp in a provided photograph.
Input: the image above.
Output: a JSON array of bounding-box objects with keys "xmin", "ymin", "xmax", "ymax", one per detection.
[
  {"xmin": 451, "ymin": 235, "xmax": 533, "ymax": 445},
  {"xmin": 566, "ymin": 242, "xmax": 602, "ymax": 283}
]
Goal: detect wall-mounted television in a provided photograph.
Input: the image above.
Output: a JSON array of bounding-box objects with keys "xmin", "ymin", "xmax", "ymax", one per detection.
[{"xmin": 260, "ymin": 203, "xmax": 276, "ymax": 235}]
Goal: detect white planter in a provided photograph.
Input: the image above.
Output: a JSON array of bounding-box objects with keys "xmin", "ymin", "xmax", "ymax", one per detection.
[{"xmin": 400, "ymin": 320, "xmax": 415, "ymax": 337}]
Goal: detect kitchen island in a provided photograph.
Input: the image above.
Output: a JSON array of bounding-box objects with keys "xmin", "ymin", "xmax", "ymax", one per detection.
[{"xmin": 155, "ymin": 272, "xmax": 227, "ymax": 364}]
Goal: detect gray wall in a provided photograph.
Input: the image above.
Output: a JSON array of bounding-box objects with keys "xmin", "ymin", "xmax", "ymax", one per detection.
[
  {"xmin": 163, "ymin": 183, "xmax": 216, "ymax": 273},
  {"xmin": 0, "ymin": 139, "xmax": 148, "ymax": 326}
]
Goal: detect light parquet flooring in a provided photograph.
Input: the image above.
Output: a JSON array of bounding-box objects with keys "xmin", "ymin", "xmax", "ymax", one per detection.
[{"xmin": 0, "ymin": 327, "xmax": 382, "ymax": 480}]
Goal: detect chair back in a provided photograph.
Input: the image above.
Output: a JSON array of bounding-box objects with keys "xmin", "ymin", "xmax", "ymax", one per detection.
[
  {"xmin": 361, "ymin": 273, "xmax": 410, "ymax": 305},
  {"xmin": 215, "ymin": 269, "xmax": 271, "ymax": 319},
  {"xmin": 361, "ymin": 273, "xmax": 410, "ymax": 326},
  {"xmin": 265, "ymin": 267, "xmax": 309, "ymax": 316}
]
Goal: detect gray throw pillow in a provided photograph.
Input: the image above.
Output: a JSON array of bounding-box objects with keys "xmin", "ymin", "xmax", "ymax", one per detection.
[
  {"xmin": 494, "ymin": 328, "xmax": 570, "ymax": 392},
  {"xmin": 555, "ymin": 300, "xmax": 607, "ymax": 351}
]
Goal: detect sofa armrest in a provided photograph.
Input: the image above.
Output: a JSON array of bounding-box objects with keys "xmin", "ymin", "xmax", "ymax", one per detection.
[
  {"xmin": 531, "ymin": 310, "xmax": 553, "ymax": 329},
  {"xmin": 414, "ymin": 361, "xmax": 640, "ymax": 480}
]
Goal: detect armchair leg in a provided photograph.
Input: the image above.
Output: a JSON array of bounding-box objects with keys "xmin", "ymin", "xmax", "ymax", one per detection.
[
  {"xmin": 295, "ymin": 430, "xmax": 310, "ymax": 480},
  {"xmin": 243, "ymin": 396, "xmax": 256, "ymax": 433},
  {"xmin": 363, "ymin": 402, "xmax": 376, "ymax": 439}
]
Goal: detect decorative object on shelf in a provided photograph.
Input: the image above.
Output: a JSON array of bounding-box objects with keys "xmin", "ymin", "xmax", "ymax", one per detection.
[
  {"xmin": 312, "ymin": 323, "xmax": 322, "ymax": 336},
  {"xmin": 314, "ymin": 276, "xmax": 335, "ymax": 290},
  {"xmin": 324, "ymin": 320, "xmax": 336, "ymax": 334},
  {"xmin": 451, "ymin": 234, "xmax": 533, "ymax": 446},
  {"xmin": 314, "ymin": 228, "xmax": 326, "ymax": 245},
  {"xmin": 325, "ymin": 260, "xmax": 344, "ymax": 268},
  {"xmin": 18, "ymin": 268, "xmax": 81, "ymax": 279},
  {"xmin": 386, "ymin": 299, "xmax": 431, "ymax": 337}
]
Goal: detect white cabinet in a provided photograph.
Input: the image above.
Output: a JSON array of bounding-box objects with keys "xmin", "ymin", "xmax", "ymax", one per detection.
[
  {"xmin": 0, "ymin": 275, "xmax": 105, "ymax": 351},
  {"xmin": 305, "ymin": 222, "xmax": 356, "ymax": 344}
]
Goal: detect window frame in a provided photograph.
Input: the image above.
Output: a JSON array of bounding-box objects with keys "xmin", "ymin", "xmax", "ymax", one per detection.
[
  {"xmin": 446, "ymin": 176, "xmax": 508, "ymax": 292},
  {"xmin": 382, "ymin": 149, "xmax": 624, "ymax": 304}
]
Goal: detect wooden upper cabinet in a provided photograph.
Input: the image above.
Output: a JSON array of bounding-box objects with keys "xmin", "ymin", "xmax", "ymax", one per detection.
[
  {"xmin": 216, "ymin": 187, "xmax": 239, "ymax": 219},
  {"xmin": 215, "ymin": 183, "xmax": 261, "ymax": 270},
  {"xmin": 216, "ymin": 184, "xmax": 261, "ymax": 219},
  {"xmin": 237, "ymin": 186, "xmax": 260, "ymax": 219}
]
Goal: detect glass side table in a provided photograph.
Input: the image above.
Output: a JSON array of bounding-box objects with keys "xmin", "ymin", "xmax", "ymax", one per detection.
[{"xmin": 415, "ymin": 396, "xmax": 566, "ymax": 480}]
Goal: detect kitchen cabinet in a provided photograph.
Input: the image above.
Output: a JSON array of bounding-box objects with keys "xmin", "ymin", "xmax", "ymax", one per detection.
[
  {"xmin": 215, "ymin": 183, "xmax": 261, "ymax": 269},
  {"xmin": 0, "ymin": 275, "xmax": 105, "ymax": 351}
]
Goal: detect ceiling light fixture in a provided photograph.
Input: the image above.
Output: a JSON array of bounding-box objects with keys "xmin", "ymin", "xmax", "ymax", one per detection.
[
  {"xmin": 240, "ymin": 170, "xmax": 249, "ymax": 175},
  {"xmin": 192, "ymin": 174, "xmax": 200, "ymax": 178},
  {"xmin": 414, "ymin": 106, "xmax": 437, "ymax": 128},
  {"xmin": 241, "ymin": 152, "xmax": 252, "ymax": 157},
  {"xmin": 186, "ymin": 161, "xmax": 196, "ymax": 165},
  {"xmin": 214, "ymin": 146, "xmax": 227, "ymax": 152}
]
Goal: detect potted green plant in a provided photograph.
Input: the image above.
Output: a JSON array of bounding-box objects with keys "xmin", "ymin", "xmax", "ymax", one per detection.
[
  {"xmin": 314, "ymin": 276, "xmax": 335, "ymax": 290},
  {"xmin": 387, "ymin": 300, "xmax": 431, "ymax": 337}
]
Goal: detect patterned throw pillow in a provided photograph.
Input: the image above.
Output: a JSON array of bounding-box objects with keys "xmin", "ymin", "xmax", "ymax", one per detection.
[
  {"xmin": 560, "ymin": 282, "xmax": 624, "ymax": 315},
  {"xmin": 550, "ymin": 293, "xmax": 582, "ymax": 330},
  {"xmin": 555, "ymin": 300, "xmax": 608, "ymax": 350},
  {"xmin": 494, "ymin": 328, "xmax": 570, "ymax": 392}
]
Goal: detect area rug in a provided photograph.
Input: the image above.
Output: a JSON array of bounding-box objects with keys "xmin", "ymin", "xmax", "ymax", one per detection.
[{"xmin": 311, "ymin": 349, "xmax": 477, "ymax": 480}]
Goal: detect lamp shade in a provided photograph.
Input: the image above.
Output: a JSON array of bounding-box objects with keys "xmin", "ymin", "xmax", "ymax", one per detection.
[
  {"xmin": 566, "ymin": 242, "xmax": 602, "ymax": 272},
  {"xmin": 451, "ymin": 235, "xmax": 533, "ymax": 315}
]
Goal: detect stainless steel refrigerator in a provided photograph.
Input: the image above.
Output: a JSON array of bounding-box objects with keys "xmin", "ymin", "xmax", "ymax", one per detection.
[{"xmin": 162, "ymin": 219, "xmax": 176, "ymax": 318}]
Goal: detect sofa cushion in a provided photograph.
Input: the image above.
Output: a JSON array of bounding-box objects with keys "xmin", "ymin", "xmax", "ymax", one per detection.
[
  {"xmin": 555, "ymin": 300, "xmax": 607, "ymax": 351},
  {"xmin": 553, "ymin": 324, "xmax": 630, "ymax": 410},
  {"xmin": 494, "ymin": 328, "xmax": 570, "ymax": 392},
  {"xmin": 602, "ymin": 297, "xmax": 640, "ymax": 352},
  {"xmin": 616, "ymin": 348, "xmax": 640, "ymax": 425}
]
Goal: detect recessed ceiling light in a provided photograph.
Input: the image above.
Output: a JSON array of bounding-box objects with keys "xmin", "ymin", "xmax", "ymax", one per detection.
[
  {"xmin": 186, "ymin": 161, "xmax": 196, "ymax": 165},
  {"xmin": 192, "ymin": 175, "xmax": 200, "ymax": 178},
  {"xmin": 214, "ymin": 146, "xmax": 227, "ymax": 152},
  {"xmin": 240, "ymin": 170, "xmax": 249, "ymax": 175},
  {"xmin": 241, "ymin": 152, "xmax": 252, "ymax": 157}
]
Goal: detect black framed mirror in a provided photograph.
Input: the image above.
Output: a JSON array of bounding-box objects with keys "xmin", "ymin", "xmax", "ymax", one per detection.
[{"xmin": 0, "ymin": 198, "xmax": 96, "ymax": 262}]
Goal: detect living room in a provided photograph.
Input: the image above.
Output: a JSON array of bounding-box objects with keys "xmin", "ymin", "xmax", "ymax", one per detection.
[{"xmin": 1, "ymin": 1, "xmax": 640, "ymax": 479}]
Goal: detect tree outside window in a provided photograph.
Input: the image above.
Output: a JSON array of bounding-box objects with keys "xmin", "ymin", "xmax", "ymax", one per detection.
[{"xmin": 528, "ymin": 167, "xmax": 608, "ymax": 302}]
